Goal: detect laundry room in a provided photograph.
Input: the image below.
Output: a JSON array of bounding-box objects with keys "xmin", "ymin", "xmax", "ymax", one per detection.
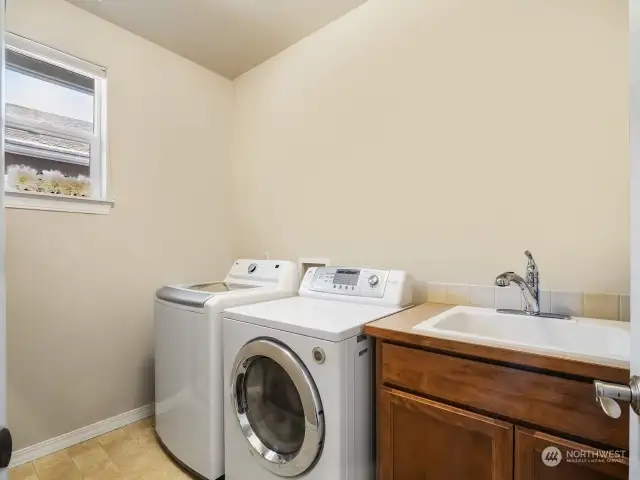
[{"xmin": 1, "ymin": 0, "xmax": 634, "ymax": 479}]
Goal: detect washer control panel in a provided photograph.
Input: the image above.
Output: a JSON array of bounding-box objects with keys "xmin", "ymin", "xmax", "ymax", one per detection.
[
  {"xmin": 224, "ymin": 259, "xmax": 299, "ymax": 291},
  {"xmin": 309, "ymin": 267, "xmax": 390, "ymax": 298}
]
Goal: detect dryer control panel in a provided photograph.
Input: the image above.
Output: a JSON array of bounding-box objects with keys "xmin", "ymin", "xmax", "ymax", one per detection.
[{"xmin": 301, "ymin": 266, "xmax": 412, "ymax": 307}]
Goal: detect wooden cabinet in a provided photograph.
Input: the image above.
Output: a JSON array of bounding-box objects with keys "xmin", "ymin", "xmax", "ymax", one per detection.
[
  {"xmin": 515, "ymin": 428, "xmax": 628, "ymax": 480},
  {"xmin": 378, "ymin": 387, "xmax": 514, "ymax": 480},
  {"xmin": 373, "ymin": 338, "xmax": 630, "ymax": 480},
  {"xmin": 380, "ymin": 342, "xmax": 628, "ymax": 449}
]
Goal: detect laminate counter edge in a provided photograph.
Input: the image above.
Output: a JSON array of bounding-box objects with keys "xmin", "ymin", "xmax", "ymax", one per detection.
[{"xmin": 364, "ymin": 302, "xmax": 629, "ymax": 384}]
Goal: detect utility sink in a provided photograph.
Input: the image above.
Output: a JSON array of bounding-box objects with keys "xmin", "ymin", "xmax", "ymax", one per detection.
[{"xmin": 413, "ymin": 306, "xmax": 630, "ymax": 368}]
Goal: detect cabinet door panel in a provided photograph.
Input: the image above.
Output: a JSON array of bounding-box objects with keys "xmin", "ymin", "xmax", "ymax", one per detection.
[
  {"xmin": 379, "ymin": 387, "xmax": 513, "ymax": 480},
  {"xmin": 515, "ymin": 427, "xmax": 628, "ymax": 480},
  {"xmin": 381, "ymin": 342, "xmax": 628, "ymax": 449}
]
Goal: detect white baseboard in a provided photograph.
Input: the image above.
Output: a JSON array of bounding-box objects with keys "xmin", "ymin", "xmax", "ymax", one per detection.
[{"xmin": 9, "ymin": 404, "xmax": 154, "ymax": 468}]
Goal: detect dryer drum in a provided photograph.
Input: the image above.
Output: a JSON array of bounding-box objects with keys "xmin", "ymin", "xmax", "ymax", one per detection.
[{"xmin": 230, "ymin": 338, "xmax": 325, "ymax": 477}]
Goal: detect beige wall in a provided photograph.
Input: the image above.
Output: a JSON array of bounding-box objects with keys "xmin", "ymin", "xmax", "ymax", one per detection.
[
  {"xmin": 233, "ymin": 0, "xmax": 630, "ymax": 297},
  {"xmin": 7, "ymin": 0, "xmax": 234, "ymax": 449}
]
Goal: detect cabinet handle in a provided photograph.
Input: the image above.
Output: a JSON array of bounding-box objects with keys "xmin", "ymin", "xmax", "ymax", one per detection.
[
  {"xmin": 594, "ymin": 376, "xmax": 640, "ymax": 418},
  {"xmin": 0, "ymin": 427, "xmax": 11, "ymax": 468}
]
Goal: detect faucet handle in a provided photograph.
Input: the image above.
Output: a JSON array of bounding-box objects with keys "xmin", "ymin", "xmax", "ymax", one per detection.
[
  {"xmin": 524, "ymin": 250, "xmax": 537, "ymax": 270},
  {"xmin": 524, "ymin": 250, "xmax": 539, "ymax": 289}
]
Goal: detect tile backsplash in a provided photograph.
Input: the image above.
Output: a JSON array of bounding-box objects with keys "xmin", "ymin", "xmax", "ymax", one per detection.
[{"xmin": 426, "ymin": 282, "xmax": 630, "ymax": 322}]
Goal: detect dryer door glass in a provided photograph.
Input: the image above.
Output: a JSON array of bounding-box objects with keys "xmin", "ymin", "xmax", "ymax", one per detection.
[
  {"xmin": 244, "ymin": 357, "xmax": 305, "ymax": 455},
  {"xmin": 231, "ymin": 339, "xmax": 324, "ymax": 477}
]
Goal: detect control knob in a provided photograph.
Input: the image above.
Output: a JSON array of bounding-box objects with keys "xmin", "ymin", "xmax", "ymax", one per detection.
[{"xmin": 368, "ymin": 274, "xmax": 380, "ymax": 287}]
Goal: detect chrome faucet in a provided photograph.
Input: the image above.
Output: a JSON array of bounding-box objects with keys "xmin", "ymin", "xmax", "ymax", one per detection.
[
  {"xmin": 495, "ymin": 251, "xmax": 569, "ymax": 319},
  {"xmin": 495, "ymin": 250, "xmax": 540, "ymax": 315}
]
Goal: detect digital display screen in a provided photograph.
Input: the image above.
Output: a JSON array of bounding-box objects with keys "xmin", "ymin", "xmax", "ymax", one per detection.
[{"xmin": 333, "ymin": 269, "xmax": 360, "ymax": 286}]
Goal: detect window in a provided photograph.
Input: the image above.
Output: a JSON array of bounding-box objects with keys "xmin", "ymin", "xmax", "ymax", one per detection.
[{"xmin": 4, "ymin": 33, "xmax": 109, "ymax": 212}]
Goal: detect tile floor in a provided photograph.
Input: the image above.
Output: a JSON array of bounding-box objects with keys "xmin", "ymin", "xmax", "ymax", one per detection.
[{"xmin": 8, "ymin": 418, "xmax": 196, "ymax": 480}]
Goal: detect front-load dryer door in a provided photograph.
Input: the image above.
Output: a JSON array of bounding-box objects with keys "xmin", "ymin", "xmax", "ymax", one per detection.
[{"xmin": 230, "ymin": 338, "xmax": 324, "ymax": 477}]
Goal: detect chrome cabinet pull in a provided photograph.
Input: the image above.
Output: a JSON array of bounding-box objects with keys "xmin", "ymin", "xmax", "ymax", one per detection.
[{"xmin": 594, "ymin": 376, "xmax": 640, "ymax": 418}]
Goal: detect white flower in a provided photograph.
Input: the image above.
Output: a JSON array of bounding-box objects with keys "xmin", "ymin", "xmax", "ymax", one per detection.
[
  {"xmin": 42, "ymin": 170, "xmax": 66, "ymax": 194},
  {"xmin": 69, "ymin": 178, "xmax": 83, "ymax": 196},
  {"xmin": 76, "ymin": 175, "xmax": 92, "ymax": 197},
  {"xmin": 7, "ymin": 165, "xmax": 38, "ymax": 191},
  {"xmin": 40, "ymin": 170, "xmax": 61, "ymax": 194},
  {"xmin": 58, "ymin": 176, "xmax": 76, "ymax": 196}
]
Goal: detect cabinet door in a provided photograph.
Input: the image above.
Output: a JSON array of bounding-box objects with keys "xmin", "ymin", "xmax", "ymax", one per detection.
[
  {"xmin": 378, "ymin": 387, "xmax": 513, "ymax": 480},
  {"xmin": 515, "ymin": 427, "xmax": 628, "ymax": 480}
]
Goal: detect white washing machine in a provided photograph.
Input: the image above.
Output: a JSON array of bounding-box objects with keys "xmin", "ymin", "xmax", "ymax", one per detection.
[
  {"xmin": 154, "ymin": 259, "xmax": 299, "ymax": 479},
  {"xmin": 222, "ymin": 266, "xmax": 412, "ymax": 480}
]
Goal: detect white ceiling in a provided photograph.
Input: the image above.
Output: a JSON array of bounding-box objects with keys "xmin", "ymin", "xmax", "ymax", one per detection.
[{"xmin": 66, "ymin": 0, "xmax": 368, "ymax": 79}]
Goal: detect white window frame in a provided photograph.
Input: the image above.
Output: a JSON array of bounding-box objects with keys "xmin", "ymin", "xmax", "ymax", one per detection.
[{"xmin": 4, "ymin": 33, "xmax": 111, "ymax": 214}]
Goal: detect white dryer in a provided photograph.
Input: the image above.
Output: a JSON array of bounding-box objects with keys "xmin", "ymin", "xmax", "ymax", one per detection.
[
  {"xmin": 154, "ymin": 259, "xmax": 299, "ymax": 479},
  {"xmin": 223, "ymin": 266, "xmax": 412, "ymax": 480}
]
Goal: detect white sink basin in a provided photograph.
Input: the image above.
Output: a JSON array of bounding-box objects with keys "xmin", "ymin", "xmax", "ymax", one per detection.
[{"xmin": 413, "ymin": 306, "xmax": 630, "ymax": 368}]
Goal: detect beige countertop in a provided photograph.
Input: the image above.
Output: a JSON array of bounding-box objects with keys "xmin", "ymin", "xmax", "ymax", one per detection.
[{"xmin": 364, "ymin": 302, "xmax": 629, "ymax": 384}]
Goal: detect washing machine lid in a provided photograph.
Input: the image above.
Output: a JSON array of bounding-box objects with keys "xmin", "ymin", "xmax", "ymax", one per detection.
[
  {"xmin": 156, "ymin": 282, "xmax": 259, "ymax": 308},
  {"xmin": 224, "ymin": 296, "xmax": 405, "ymax": 342}
]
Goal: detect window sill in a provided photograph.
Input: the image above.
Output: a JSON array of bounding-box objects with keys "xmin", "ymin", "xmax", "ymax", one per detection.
[{"xmin": 5, "ymin": 190, "xmax": 114, "ymax": 215}]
